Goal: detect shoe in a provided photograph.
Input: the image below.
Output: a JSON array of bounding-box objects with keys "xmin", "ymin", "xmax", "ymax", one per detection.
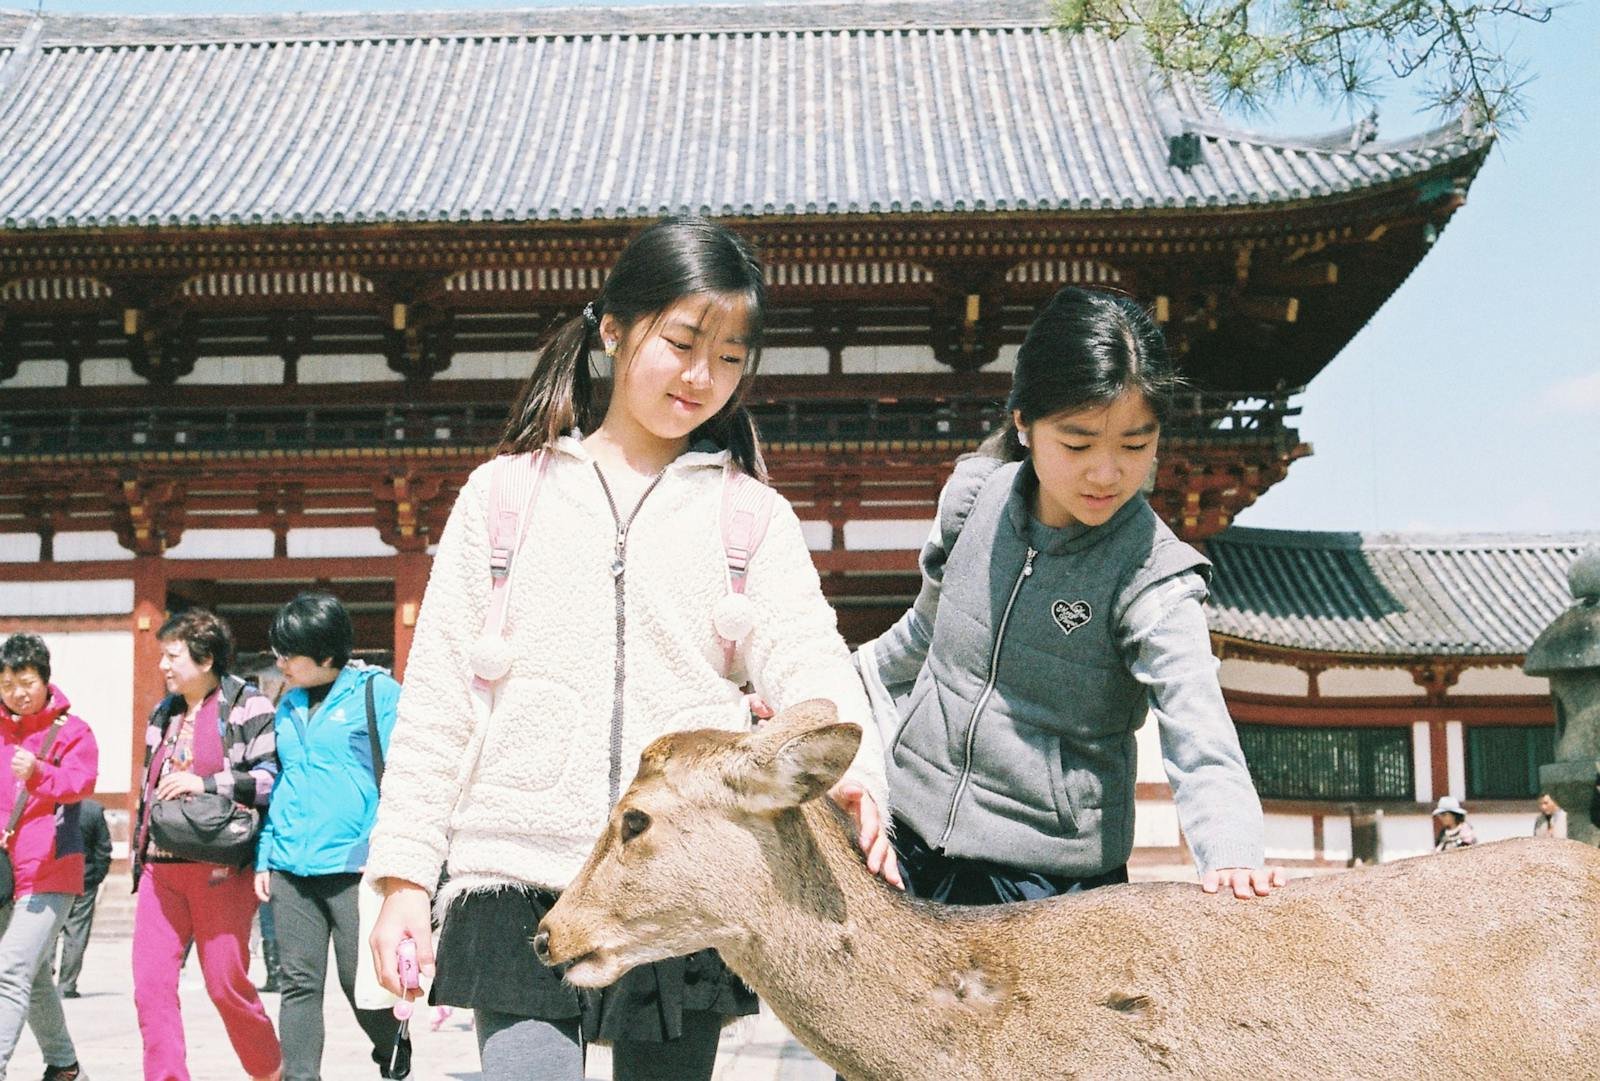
[
  {"xmin": 374, "ymin": 1032, "xmax": 412, "ymax": 1079},
  {"xmin": 42, "ymin": 1063, "xmax": 82, "ymax": 1081},
  {"xmin": 58, "ymin": 989, "xmax": 81, "ymax": 999},
  {"xmin": 258, "ymin": 942, "xmax": 282, "ymax": 993}
]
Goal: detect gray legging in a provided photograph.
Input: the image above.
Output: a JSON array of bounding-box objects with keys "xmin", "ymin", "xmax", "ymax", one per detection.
[
  {"xmin": 269, "ymin": 870, "xmax": 401, "ymax": 1081},
  {"xmin": 475, "ymin": 1007, "xmax": 722, "ymax": 1081}
]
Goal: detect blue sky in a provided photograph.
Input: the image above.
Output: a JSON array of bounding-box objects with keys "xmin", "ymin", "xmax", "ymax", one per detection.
[{"xmin": 25, "ymin": 0, "xmax": 1600, "ymax": 534}]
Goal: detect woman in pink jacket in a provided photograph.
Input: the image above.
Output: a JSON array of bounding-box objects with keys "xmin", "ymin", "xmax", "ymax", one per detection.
[{"xmin": 0, "ymin": 633, "xmax": 99, "ymax": 1081}]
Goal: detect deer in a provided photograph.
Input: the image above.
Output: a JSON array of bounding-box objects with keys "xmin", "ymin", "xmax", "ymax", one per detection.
[{"xmin": 536, "ymin": 700, "xmax": 1600, "ymax": 1080}]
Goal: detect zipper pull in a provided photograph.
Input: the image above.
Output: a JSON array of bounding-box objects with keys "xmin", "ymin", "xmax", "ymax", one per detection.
[
  {"xmin": 1022, "ymin": 547, "xmax": 1037, "ymax": 576},
  {"xmin": 611, "ymin": 533, "xmax": 627, "ymax": 578}
]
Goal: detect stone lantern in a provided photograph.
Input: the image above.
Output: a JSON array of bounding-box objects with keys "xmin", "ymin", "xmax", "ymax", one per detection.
[{"xmin": 1526, "ymin": 547, "xmax": 1600, "ymax": 845}]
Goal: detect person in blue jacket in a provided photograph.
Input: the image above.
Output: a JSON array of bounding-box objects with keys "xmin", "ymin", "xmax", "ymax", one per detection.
[{"xmin": 254, "ymin": 592, "xmax": 407, "ymax": 1081}]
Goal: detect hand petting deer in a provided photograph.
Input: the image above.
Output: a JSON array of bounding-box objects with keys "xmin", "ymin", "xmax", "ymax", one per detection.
[{"xmin": 540, "ymin": 701, "xmax": 1600, "ymax": 1080}]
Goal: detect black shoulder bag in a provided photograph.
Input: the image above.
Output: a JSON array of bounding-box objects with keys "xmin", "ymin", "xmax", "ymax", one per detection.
[
  {"xmin": 0, "ymin": 718, "xmax": 67, "ymax": 905},
  {"xmin": 146, "ymin": 680, "xmax": 261, "ymax": 868}
]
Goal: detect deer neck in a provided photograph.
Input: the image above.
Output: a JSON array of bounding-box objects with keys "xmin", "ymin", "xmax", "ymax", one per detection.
[{"xmin": 714, "ymin": 800, "xmax": 1013, "ymax": 1081}]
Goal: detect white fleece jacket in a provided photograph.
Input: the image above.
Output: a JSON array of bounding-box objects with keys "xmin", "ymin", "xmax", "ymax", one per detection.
[{"xmin": 366, "ymin": 437, "xmax": 887, "ymax": 901}]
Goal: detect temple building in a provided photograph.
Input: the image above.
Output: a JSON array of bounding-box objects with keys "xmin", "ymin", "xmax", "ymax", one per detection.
[{"xmin": 4, "ymin": 1, "xmax": 1569, "ymax": 872}]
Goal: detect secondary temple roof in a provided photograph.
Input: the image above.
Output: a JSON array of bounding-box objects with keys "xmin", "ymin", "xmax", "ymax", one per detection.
[
  {"xmin": 1206, "ymin": 529, "xmax": 1600, "ymax": 659},
  {"xmin": 0, "ymin": 1, "xmax": 1487, "ymax": 230}
]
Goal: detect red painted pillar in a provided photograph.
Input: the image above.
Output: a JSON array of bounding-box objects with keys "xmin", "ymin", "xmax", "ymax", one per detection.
[
  {"xmin": 1428, "ymin": 720, "xmax": 1450, "ymax": 801},
  {"xmin": 392, "ymin": 551, "xmax": 430, "ymax": 682},
  {"xmin": 129, "ymin": 555, "xmax": 167, "ymax": 801}
]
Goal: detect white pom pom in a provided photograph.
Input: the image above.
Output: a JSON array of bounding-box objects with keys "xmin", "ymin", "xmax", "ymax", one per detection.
[
  {"xmin": 712, "ymin": 593, "xmax": 756, "ymax": 643},
  {"xmin": 468, "ymin": 635, "xmax": 514, "ymax": 683}
]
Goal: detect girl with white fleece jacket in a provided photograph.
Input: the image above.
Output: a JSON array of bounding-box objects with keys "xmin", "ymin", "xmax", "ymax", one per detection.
[{"xmin": 365, "ymin": 216, "xmax": 891, "ymax": 1081}]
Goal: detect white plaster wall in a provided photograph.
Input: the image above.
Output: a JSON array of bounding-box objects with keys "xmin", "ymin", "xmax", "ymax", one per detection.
[
  {"xmin": 1134, "ymin": 714, "xmax": 1167, "ymax": 783},
  {"xmin": 1378, "ymin": 812, "xmax": 1537, "ymax": 862},
  {"xmin": 843, "ymin": 519, "xmax": 933, "ymax": 551},
  {"xmin": 1217, "ymin": 658, "xmax": 1307, "ymax": 696},
  {"xmin": 54, "ymin": 533, "xmax": 132, "ymax": 561},
  {"xmin": 984, "ymin": 344, "xmax": 1019, "ymax": 372},
  {"xmin": 78, "ymin": 358, "xmax": 140, "ymax": 386},
  {"xmin": 1, "ymin": 360, "xmax": 68, "ymax": 387},
  {"xmin": 437, "ymin": 352, "xmax": 531, "ymax": 381},
  {"xmin": 286, "ymin": 528, "xmax": 398, "ymax": 559},
  {"xmin": 1470, "ymin": 813, "xmax": 1538, "ymax": 843},
  {"xmin": 799, "ymin": 521, "xmax": 833, "ymax": 551},
  {"xmin": 1412, "ymin": 722, "xmax": 1434, "ymax": 803},
  {"xmin": 840, "ymin": 345, "xmax": 946, "ymax": 374},
  {"xmin": 34, "ymin": 631, "xmax": 134, "ymax": 794},
  {"xmin": 1445, "ymin": 720, "xmax": 1466, "ymax": 797},
  {"xmin": 298, "ymin": 355, "xmax": 399, "ymax": 384},
  {"xmin": 1263, "ymin": 814, "xmax": 1316, "ymax": 861},
  {"xmin": 1133, "ymin": 799, "xmax": 1181, "ymax": 847},
  {"xmin": 1381, "ymin": 815, "xmax": 1439, "ymax": 860},
  {"xmin": 1319, "ymin": 667, "xmax": 1418, "ymax": 696},
  {"xmin": 756, "ymin": 347, "xmax": 829, "ymax": 376},
  {"xmin": 0, "ymin": 580, "xmax": 134, "ymax": 616},
  {"xmin": 0, "ymin": 535, "xmax": 41, "ymax": 562},
  {"xmin": 1454, "ymin": 667, "xmax": 1550, "ymax": 695},
  {"xmin": 164, "ymin": 528, "xmax": 276, "ymax": 560},
  {"xmin": 184, "ymin": 356, "xmax": 282, "ymax": 384},
  {"xmin": 1321, "ymin": 815, "xmax": 1353, "ymax": 862}
]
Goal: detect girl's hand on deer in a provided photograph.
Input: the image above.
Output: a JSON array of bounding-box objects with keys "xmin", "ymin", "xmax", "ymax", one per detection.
[
  {"xmin": 829, "ymin": 780, "xmax": 904, "ymax": 890},
  {"xmin": 370, "ymin": 879, "xmax": 436, "ymax": 996},
  {"xmin": 1201, "ymin": 865, "xmax": 1286, "ymax": 900},
  {"xmin": 742, "ymin": 693, "xmax": 773, "ymax": 723}
]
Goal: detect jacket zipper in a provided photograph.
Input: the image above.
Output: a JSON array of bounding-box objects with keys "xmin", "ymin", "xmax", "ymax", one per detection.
[
  {"xmin": 593, "ymin": 463, "xmax": 670, "ymax": 806},
  {"xmin": 936, "ymin": 545, "xmax": 1037, "ymax": 848}
]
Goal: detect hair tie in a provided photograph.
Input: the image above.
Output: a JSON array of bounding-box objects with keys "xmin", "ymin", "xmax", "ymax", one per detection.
[{"xmin": 582, "ymin": 302, "xmax": 599, "ymax": 330}]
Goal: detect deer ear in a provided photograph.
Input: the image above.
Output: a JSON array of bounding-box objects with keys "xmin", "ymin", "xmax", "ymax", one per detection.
[{"xmin": 733, "ymin": 723, "xmax": 862, "ymax": 814}]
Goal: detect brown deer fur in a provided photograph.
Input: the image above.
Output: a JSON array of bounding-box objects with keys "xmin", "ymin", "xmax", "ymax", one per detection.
[{"xmin": 539, "ymin": 700, "xmax": 1600, "ymax": 1080}]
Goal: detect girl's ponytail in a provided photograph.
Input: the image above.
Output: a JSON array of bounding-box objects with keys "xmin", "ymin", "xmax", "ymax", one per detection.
[{"xmin": 498, "ymin": 315, "xmax": 598, "ymax": 456}]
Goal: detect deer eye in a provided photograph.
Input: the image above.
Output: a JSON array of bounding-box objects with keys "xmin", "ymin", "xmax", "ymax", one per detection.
[{"xmin": 620, "ymin": 808, "xmax": 652, "ymax": 844}]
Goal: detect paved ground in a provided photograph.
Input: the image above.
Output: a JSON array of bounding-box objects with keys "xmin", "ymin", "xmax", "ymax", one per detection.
[{"xmin": 8, "ymin": 935, "xmax": 833, "ymax": 1081}]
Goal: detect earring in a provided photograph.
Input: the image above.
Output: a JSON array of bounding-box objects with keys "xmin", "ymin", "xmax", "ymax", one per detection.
[
  {"xmin": 1016, "ymin": 430, "xmax": 1030, "ymax": 447},
  {"xmin": 604, "ymin": 341, "xmax": 617, "ymax": 358}
]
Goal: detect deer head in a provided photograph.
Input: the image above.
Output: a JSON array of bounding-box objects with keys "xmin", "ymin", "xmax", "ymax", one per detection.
[{"xmin": 535, "ymin": 699, "xmax": 862, "ymax": 987}]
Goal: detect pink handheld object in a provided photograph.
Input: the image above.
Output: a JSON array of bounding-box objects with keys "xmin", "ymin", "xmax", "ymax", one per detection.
[{"xmin": 393, "ymin": 937, "xmax": 420, "ymax": 1021}]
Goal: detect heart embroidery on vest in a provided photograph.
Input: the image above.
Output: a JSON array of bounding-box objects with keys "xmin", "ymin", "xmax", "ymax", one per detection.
[{"xmin": 1051, "ymin": 600, "xmax": 1093, "ymax": 637}]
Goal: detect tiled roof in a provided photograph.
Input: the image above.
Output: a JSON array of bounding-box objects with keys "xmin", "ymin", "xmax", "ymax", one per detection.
[
  {"xmin": 1205, "ymin": 528, "xmax": 1600, "ymax": 658},
  {"xmin": 0, "ymin": 2, "xmax": 1488, "ymax": 231}
]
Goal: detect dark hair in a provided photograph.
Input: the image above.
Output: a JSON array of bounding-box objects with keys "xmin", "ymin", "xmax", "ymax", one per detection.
[
  {"xmin": 0, "ymin": 633, "xmax": 50, "ymax": 685},
  {"xmin": 499, "ymin": 215, "xmax": 769, "ymax": 479},
  {"xmin": 978, "ymin": 286, "xmax": 1183, "ymax": 461},
  {"xmin": 269, "ymin": 592, "xmax": 354, "ymax": 669},
  {"xmin": 158, "ymin": 608, "xmax": 235, "ymax": 677}
]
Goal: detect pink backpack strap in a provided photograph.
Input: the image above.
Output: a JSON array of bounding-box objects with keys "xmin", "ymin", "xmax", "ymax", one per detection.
[
  {"xmin": 718, "ymin": 467, "xmax": 776, "ymax": 676},
  {"xmin": 471, "ymin": 451, "xmax": 549, "ymax": 692}
]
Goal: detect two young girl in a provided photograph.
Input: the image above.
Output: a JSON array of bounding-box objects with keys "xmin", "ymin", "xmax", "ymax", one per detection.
[
  {"xmin": 364, "ymin": 217, "xmax": 890, "ymax": 1081},
  {"xmin": 368, "ymin": 220, "xmax": 1275, "ymax": 1080}
]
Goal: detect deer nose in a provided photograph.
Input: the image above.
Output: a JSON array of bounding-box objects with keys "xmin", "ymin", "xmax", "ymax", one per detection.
[{"xmin": 532, "ymin": 930, "xmax": 552, "ymax": 965}]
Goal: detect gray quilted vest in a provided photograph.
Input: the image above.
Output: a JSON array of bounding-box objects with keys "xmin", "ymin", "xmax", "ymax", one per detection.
[{"xmin": 886, "ymin": 457, "xmax": 1208, "ymax": 878}]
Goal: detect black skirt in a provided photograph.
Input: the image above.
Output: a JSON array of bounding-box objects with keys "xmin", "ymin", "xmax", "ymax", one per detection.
[{"xmin": 430, "ymin": 885, "xmax": 758, "ymax": 1043}]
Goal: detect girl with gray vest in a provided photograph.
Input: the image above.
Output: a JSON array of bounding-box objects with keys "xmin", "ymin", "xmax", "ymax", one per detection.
[{"xmin": 858, "ymin": 286, "xmax": 1283, "ymax": 905}]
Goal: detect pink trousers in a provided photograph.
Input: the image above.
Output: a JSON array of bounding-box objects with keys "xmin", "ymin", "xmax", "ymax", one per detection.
[{"xmin": 132, "ymin": 862, "xmax": 281, "ymax": 1081}]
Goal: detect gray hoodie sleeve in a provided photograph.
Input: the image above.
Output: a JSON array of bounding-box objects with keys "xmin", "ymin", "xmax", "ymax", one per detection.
[{"xmin": 1121, "ymin": 572, "xmax": 1266, "ymax": 873}]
